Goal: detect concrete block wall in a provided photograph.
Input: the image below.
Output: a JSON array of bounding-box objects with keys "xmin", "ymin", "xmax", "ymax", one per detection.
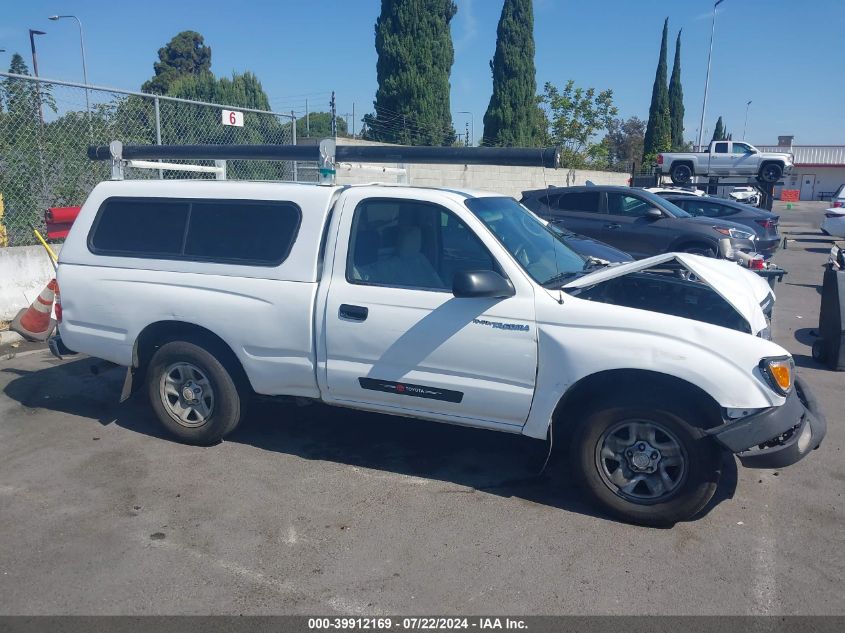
[
  {"xmin": 336, "ymin": 162, "xmax": 629, "ymax": 196},
  {"xmin": 0, "ymin": 245, "xmax": 60, "ymax": 321}
]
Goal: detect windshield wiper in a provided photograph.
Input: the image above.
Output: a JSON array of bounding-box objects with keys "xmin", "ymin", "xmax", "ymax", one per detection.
[
  {"xmin": 541, "ymin": 270, "xmax": 582, "ymax": 287},
  {"xmin": 584, "ymin": 256, "xmax": 611, "ymax": 270}
]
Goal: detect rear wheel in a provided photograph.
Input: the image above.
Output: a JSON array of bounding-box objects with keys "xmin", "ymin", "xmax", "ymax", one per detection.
[
  {"xmin": 759, "ymin": 163, "xmax": 783, "ymax": 184},
  {"xmin": 147, "ymin": 340, "xmax": 245, "ymax": 445},
  {"xmin": 569, "ymin": 400, "xmax": 721, "ymax": 526},
  {"xmin": 670, "ymin": 163, "xmax": 693, "ymax": 185}
]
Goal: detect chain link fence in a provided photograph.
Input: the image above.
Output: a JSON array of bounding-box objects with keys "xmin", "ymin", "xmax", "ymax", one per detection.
[{"xmin": 0, "ymin": 73, "xmax": 314, "ymax": 246}]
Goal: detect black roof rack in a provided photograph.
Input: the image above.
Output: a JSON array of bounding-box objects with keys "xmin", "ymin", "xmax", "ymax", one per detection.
[{"xmin": 89, "ymin": 139, "xmax": 560, "ymax": 184}]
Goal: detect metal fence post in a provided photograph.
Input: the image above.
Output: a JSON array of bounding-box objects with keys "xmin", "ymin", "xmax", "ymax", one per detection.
[
  {"xmin": 291, "ymin": 110, "xmax": 298, "ymax": 182},
  {"xmin": 154, "ymin": 96, "xmax": 163, "ymax": 179}
]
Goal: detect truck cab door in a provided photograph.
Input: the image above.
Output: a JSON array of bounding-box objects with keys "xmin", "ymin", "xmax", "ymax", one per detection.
[
  {"xmin": 730, "ymin": 142, "xmax": 756, "ymax": 176},
  {"xmin": 710, "ymin": 141, "xmax": 731, "ymax": 175},
  {"xmin": 316, "ymin": 191, "xmax": 538, "ymax": 431}
]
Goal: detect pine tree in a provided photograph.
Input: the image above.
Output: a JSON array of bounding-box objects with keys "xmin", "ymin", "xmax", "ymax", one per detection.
[
  {"xmin": 363, "ymin": 0, "xmax": 457, "ymax": 145},
  {"xmin": 712, "ymin": 116, "xmax": 725, "ymax": 142},
  {"xmin": 668, "ymin": 29, "xmax": 685, "ymax": 151},
  {"xmin": 642, "ymin": 18, "xmax": 672, "ymax": 162},
  {"xmin": 142, "ymin": 31, "xmax": 212, "ymax": 94},
  {"xmin": 482, "ymin": 0, "xmax": 539, "ymax": 147}
]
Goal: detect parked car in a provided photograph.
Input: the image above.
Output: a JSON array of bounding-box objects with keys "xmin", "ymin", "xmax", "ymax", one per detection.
[
  {"xmin": 520, "ymin": 185, "xmax": 758, "ymax": 260},
  {"xmin": 657, "ymin": 141, "xmax": 794, "ymax": 185},
  {"xmin": 644, "ymin": 186, "xmax": 704, "ymax": 197},
  {"xmin": 728, "ymin": 186, "xmax": 761, "ymax": 205},
  {"xmin": 830, "ymin": 183, "xmax": 845, "ymax": 208},
  {"xmin": 53, "ymin": 178, "xmax": 825, "ymax": 526},
  {"xmin": 821, "ymin": 210, "xmax": 845, "ymax": 238},
  {"xmin": 550, "ymin": 224, "xmax": 633, "ymax": 263},
  {"xmin": 662, "ymin": 194, "xmax": 780, "ymax": 258}
]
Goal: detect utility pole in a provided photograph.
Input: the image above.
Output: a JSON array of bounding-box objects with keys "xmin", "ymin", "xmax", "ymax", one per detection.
[
  {"xmin": 743, "ymin": 100, "xmax": 752, "ymax": 140},
  {"xmin": 29, "ymin": 29, "xmax": 46, "ymax": 129},
  {"xmin": 330, "ymin": 91, "xmax": 337, "ymax": 139},
  {"xmin": 465, "ymin": 122, "xmax": 469, "ymax": 147},
  {"xmin": 351, "ymin": 103, "xmax": 355, "ymax": 138},
  {"xmin": 305, "ymin": 98, "xmax": 310, "ymax": 137},
  {"xmin": 697, "ymin": 0, "xmax": 726, "ymax": 151}
]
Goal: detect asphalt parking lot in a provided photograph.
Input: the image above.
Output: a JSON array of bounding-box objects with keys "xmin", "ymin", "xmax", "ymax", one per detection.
[{"xmin": 1, "ymin": 200, "xmax": 842, "ymax": 616}]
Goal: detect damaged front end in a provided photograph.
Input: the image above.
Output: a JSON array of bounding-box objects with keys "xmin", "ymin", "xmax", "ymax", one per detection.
[{"xmin": 563, "ymin": 252, "xmax": 773, "ymax": 336}]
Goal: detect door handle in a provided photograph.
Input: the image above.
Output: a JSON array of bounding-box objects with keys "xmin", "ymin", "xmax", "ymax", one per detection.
[
  {"xmin": 339, "ymin": 304, "xmax": 368, "ymax": 322},
  {"xmin": 604, "ymin": 223, "xmax": 622, "ymax": 229}
]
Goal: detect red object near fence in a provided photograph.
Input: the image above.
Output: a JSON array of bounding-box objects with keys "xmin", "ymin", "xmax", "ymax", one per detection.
[
  {"xmin": 780, "ymin": 189, "xmax": 800, "ymax": 202},
  {"xmin": 44, "ymin": 206, "xmax": 81, "ymax": 239}
]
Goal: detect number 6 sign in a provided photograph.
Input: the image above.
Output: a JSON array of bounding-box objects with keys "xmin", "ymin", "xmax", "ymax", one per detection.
[{"xmin": 222, "ymin": 109, "xmax": 244, "ymax": 127}]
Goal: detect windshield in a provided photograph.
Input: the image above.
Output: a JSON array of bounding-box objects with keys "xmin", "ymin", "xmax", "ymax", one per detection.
[
  {"xmin": 465, "ymin": 197, "xmax": 588, "ymax": 286},
  {"xmin": 638, "ymin": 189, "xmax": 692, "ymax": 218}
]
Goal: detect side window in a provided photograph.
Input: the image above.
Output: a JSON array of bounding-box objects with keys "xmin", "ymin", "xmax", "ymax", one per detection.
[
  {"xmin": 732, "ymin": 143, "xmax": 752, "ymax": 154},
  {"xmin": 555, "ymin": 191, "xmax": 601, "ymax": 213},
  {"xmin": 347, "ymin": 199, "xmax": 497, "ymax": 291},
  {"xmin": 90, "ymin": 199, "xmax": 189, "ymax": 256},
  {"xmin": 89, "ymin": 197, "xmax": 301, "ymax": 265},
  {"xmin": 607, "ymin": 193, "xmax": 652, "ymax": 218},
  {"xmin": 185, "ymin": 201, "xmax": 300, "ymax": 264},
  {"xmin": 714, "ymin": 142, "xmax": 729, "ymax": 154}
]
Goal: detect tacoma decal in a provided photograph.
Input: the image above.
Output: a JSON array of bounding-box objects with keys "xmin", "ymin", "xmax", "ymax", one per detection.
[
  {"xmin": 472, "ymin": 318, "xmax": 529, "ymax": 332},
  {"xmin": 358, "ymin": 378, "xmax": 464, "ymax": 403}
]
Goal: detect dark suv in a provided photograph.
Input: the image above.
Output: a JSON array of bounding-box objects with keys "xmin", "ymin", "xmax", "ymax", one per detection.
[{"xmin": 520, "ymin": 185, "xmax": 757, "ymax": 260}]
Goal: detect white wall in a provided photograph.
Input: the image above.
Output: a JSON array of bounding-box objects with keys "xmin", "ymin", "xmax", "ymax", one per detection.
[
  {"xmin": 780, "ymin": 167, "xmax": 845, "ymax": 201},
  {"xmin": 336, "ymin": 162, "xmax": 629, "ymax": 196},
  {"xmin": 0, "ymin": 245, "xmax": 59, "ymax": 320}
]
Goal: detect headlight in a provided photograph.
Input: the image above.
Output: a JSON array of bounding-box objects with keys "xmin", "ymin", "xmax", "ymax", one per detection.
[
  {"xmin": 714, "ymin": 226, "xmax": 755, "ymax": 240},
  {"xmin": 759, "ymin": 356, "xmax": 794, "ymax": 395}
]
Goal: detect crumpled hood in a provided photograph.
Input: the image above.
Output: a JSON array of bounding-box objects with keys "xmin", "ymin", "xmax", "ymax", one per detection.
[{"xmin": 563, "ymin": 252, "xmax": 773, "ymax": 334}]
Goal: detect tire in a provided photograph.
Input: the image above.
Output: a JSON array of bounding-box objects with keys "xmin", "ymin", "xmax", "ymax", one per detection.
[
  {"xmin": 146, "ymin": 340, "xmax": 245, "ymax": 445},
  {"xmin": 670, "ymin": 163, "xmax": 693, "ymax": 185},
  {"xmin": 569, "ymin": 399, "xmax": 721, "ymax": 527},
  {"xmin": 812, "ymin": 339, "xmax": 827, "ymax": 363},
  {"xmin": 759, "ymin": 163, "xmax": 783, "ymax": 184}
]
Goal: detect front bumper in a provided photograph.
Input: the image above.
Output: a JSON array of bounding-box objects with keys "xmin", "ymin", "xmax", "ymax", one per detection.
[{"xmin": 708, "ymin": 377, "xmax": 826, "ymax": 469}]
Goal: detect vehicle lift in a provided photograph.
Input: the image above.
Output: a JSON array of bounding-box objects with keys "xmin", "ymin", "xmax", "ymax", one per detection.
[{"xmin": 656, "ymin": 172, "xmax": 779, "ymax": 211}]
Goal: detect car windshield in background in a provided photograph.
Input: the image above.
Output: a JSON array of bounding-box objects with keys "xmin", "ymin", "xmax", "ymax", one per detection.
[
  {"xmin": 465, "ymin": 197, "xmax": 587, "ymax": 286},
  {"xmin": 638, "ymin": 189, "xmax": 692, "ymax": 218}
]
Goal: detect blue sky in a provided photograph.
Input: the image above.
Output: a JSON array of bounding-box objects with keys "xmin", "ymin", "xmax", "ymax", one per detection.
[{"xmin": 2, "ymin": 0, "xmax": 842, "ymax": 145}]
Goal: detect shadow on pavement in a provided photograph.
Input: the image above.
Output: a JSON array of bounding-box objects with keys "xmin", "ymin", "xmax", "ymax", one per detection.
[{"xmin": 3, "ymin": 356, "xmax": 738, "ymax": 527}]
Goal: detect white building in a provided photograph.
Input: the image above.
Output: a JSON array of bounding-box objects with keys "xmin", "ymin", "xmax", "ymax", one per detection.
[{"xmin": 757, "ymin": 137, "xmax": 845, "ymax": 201}]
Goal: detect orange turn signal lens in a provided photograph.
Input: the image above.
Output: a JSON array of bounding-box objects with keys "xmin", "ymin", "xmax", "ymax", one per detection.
[{"xmin": 761, "ymin": 357, "xmax": 793, "ymax": 395}]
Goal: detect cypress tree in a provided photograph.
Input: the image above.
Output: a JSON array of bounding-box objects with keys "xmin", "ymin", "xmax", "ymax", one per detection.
[
  {"xmin": 642, "ymin": 18, "xmax": 672, "ymax": 161},
  {"xmin": 712, "ymin": 116, "xmax": 725, "ymax": 142},
  {"xmin": 363, "ymin": 0, "xmax": 457, "ymax": 146},
  {"xmin": 482, "ymin": 0, "xmax": 539, "ymax": 147},
  {"xmin": 668, "ymin": 29, "xmax": 684, "ymax": 151}
]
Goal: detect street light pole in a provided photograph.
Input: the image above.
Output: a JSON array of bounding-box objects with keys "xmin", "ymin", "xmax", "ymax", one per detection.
[
  {"xmin": 696, "ymin": 0, "xmax": 725, "ymax": 151},
  {"xmin": 49, "ymin": 15, "xmax": 92, "ymax": 138},
  {"xmin": 743, "ymin": 100, "xmax": 752, "ymax": 140},
  {"xmin": 457, "ymin": 111, "xmax": 474, "ymax": 146},
  {"xmin": 28, "ymin": 29, "xmax": 47, "ymax": 128}
]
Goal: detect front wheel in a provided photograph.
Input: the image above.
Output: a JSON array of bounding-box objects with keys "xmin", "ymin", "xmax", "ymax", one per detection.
[
  {"xmin": 570, "ymin": 402, "xmax": 721, "ymax": 526},
  {"xmin": 147, "ymin": 340, "xmax": 246, "ymax": 445},
  {"xmin": 683, "ymin": 245, "xmax": 717, "ymax": 258},
  {"xmin": 759, "ymin": 163, "xmax": 783, "ymax": 183}
]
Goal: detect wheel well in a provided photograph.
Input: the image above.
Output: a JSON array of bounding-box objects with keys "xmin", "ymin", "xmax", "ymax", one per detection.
[
  {"xmin": 671, "ymin": 160, "xmax": 694, "ymax": 171},
  {"xmin": 669, "ymin": 238, "xmax": 717, "ymax": 254},
  {"xmin": 132, "ymin": 321, "xmax": 251, "ymax": 392},
  {"xmin": 552, "ymin": 369, "xmax": 723, "ymax": 436}
]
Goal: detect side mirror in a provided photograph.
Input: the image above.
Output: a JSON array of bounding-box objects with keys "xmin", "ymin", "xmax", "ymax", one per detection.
[
  {"xmin": 452, "ymin": 270, "xmax": 515, "ymax": 299},
  {"xmin": 645, "ymin": 208, "xmax": 663, "ymax": 220}
]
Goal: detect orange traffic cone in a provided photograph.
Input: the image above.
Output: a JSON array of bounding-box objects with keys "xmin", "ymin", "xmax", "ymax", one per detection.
[{"xmin": 11, "ymin": 279, "xmax": 58, "ymax": 342}]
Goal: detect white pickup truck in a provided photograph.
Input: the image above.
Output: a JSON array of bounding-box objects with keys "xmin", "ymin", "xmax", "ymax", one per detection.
[
  {"xmin": 53, "ymin": 178, "xmax": 825, "ymax": 526},
  {"xmin": 658, "ymin": 141, "xmax": 793, "ymax": 185}
]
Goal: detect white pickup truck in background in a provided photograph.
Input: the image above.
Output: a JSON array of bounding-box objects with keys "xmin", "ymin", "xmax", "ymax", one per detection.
[
  {"xmin": 52, "ymin": 177, "xmax": 825, "ymax": 526},
  {"xmin": 658, "ymin": 141, "xmax": 794, "ymax": 185}
]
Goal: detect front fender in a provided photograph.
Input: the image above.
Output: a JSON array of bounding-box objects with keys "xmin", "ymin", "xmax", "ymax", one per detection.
[{"xmin": 522, "ymin": 293, "xmax": 788, "ymax": 439}]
